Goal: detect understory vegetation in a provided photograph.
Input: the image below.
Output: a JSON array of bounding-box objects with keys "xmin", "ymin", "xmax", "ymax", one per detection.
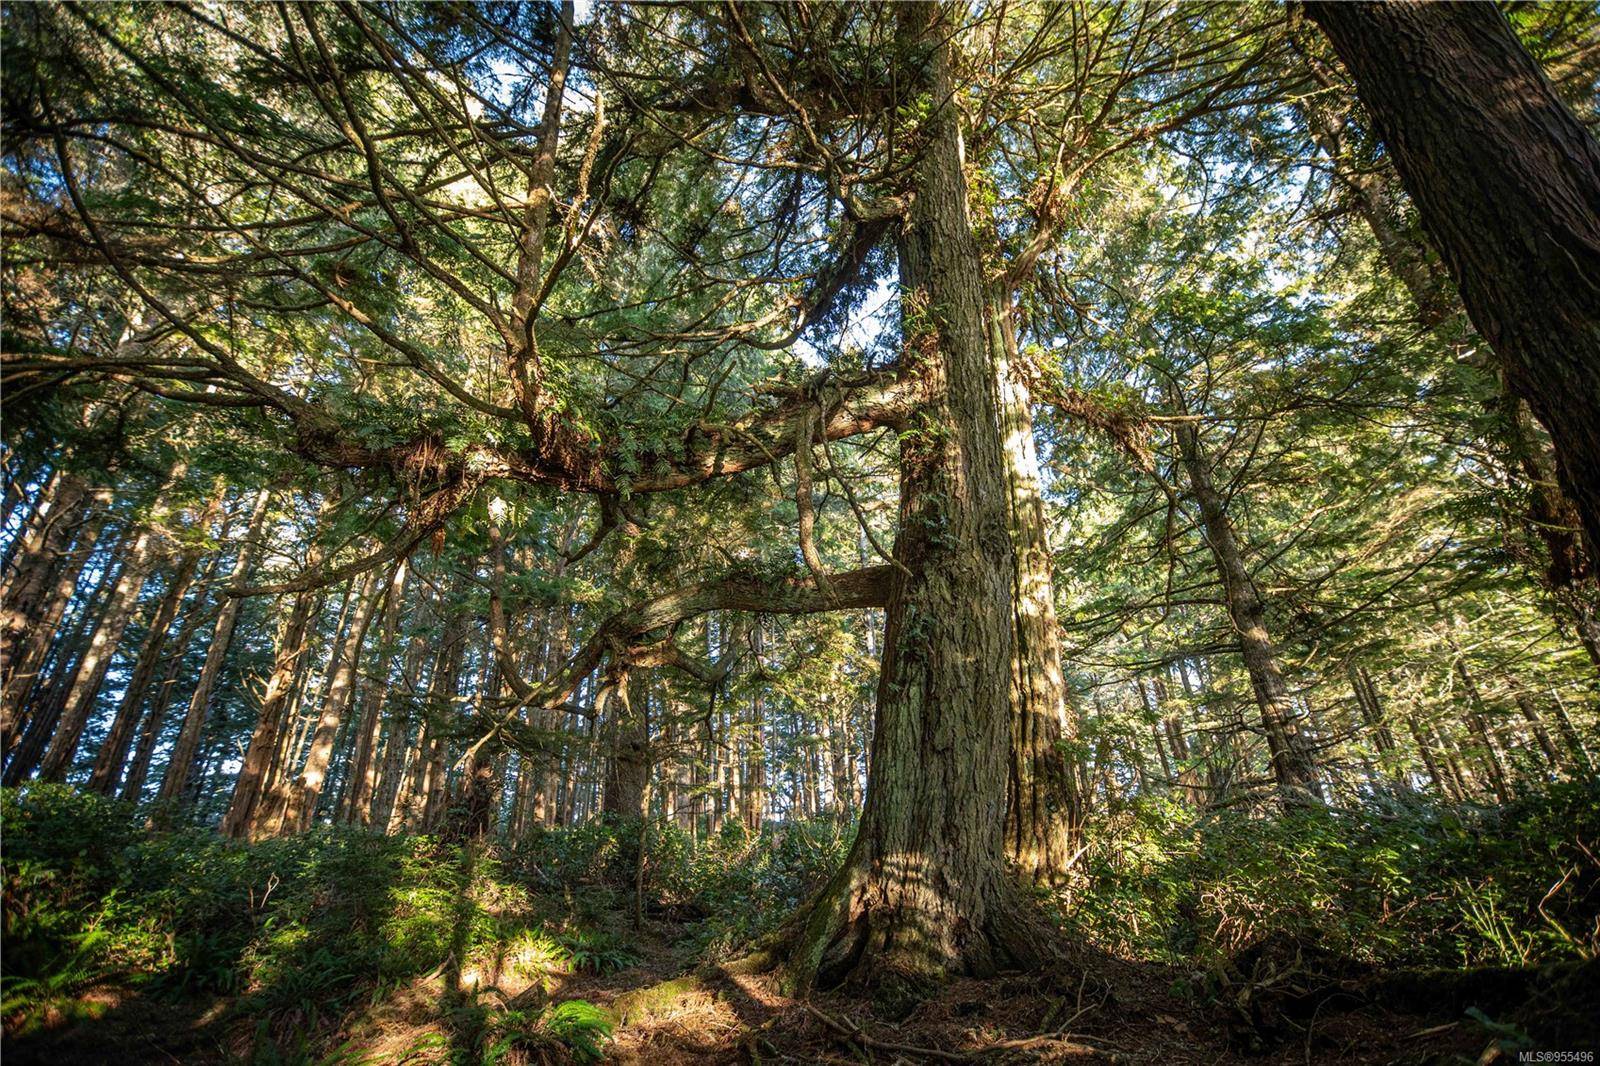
[{"xmin": 5, "ymin": 781, "xmax": 1597, "ymax": 1062}]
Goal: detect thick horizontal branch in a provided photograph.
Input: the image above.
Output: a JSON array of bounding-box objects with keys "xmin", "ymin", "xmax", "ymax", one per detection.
[{"xmin": 506, "ymin": 563, "xmax": 893, "ymax": 712}]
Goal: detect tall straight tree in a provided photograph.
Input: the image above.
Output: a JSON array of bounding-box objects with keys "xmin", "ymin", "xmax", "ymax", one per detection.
[
  {"xmin": 1172, "ymin": 420, "xmax": 1323, "ymax": 806},
  {"xmin": 159, "ymin": 489, "xmax": 272, "ymax": 806},
  {"xmin": 87, "ymin": 488, "xmax": 222, "ymax": 794}
]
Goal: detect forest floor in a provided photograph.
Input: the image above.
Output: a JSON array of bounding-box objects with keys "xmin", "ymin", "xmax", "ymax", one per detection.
[
  {"xmin": 8, "ymin": 787, "xmax": 1598, "ymax": 1065},
  {"xmin": 9, "ymin": 900, "xmax": 1584, "ymax": 1066}
]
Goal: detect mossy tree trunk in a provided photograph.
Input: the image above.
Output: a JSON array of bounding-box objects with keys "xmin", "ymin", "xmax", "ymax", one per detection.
[
  {"xmin": 780, "ymin": 8, "xmax": 1050, "ymax": 997},
  {"xmin": 988, "ymin": 294, "xmax": 1085, "ymax": 886}
]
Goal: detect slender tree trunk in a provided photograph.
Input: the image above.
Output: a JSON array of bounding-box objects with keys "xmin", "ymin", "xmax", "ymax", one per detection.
[
  {"xmin": 1513, "ymin": 689, "xmax": 1563, "ymax": 773},
  {"xmin": 3, "ymin": 562, "xmax": 113, "ymax": 787},
  {"xmin": 449, "ymin": 661, "xmax": 505, "ymax": 843},
  {"xmin": 1, "ymin": 494, "xmax": 108, "ymax": 741},
  {"xmin": 1403, "ymin": 709, "xmax": 1452, "ymax": 801},
  {"xmin": 341, "ymin": 559, "xmax": 408, "ymax": 824},
  {"xmin": 0, "ymin": 460, "xmax": 52, "ymax": 579},
  {"xmin": 1433, "ymin": 723, "xmax": 1475, "ymax": 801},
  {"xmin": 742, "ymin": 624, "xmax": 767, "ymax": 829},
  {"xmin": 372, "ymin": 586, "xmax": 433, "ymax": 829},
  {"xmin": 160, "ymin": 489, "xmax": 272, "ymax": 806},
  {"xmin": 1549, "ymin": 688, "xmax": 1595, "ymax": 777},
  {"xmin": 275, "ymin": 567, "xmax": 383, "ymax": 834},
  {"xmin": 37, "ymin": 525, "xmax": 162, "ymax": 781},
  {"xmin": 1349, "ymin": 664, "xmax": 1410, "ymax": 792},
  {"xmin": 1450, "ymin": 642, "xmax": 1513, "ymax": 804},
  {"xmin": 1297, "ymin": 79, "xmax": 1460, "ymax": 334},
  {"xmin": 87, "ymin": 547, "xmax": 202, "ymax": 793},
  {"xmin": 406, "ymin": 607, "xmax": 466, "ymax": 832},
  {"xmin": 120, "ymin": 557, "xmax": 221, "ymax": 801},
  {"xmin": 254, "ymin": 598, "xmax": 330, "ymax": 822},
  {"xmin": 1306, "ymin": 1, "xmax": 1600, "ymax": 554},
  {"xmin": 0, "ymin": 473, "xmax": 89, "ymax": 672},
  {"xmin": 1174, "ymin": 421, "xmax": 1321, "ymax": 806}
]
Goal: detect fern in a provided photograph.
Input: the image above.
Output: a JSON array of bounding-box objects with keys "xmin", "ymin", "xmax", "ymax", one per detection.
[
  {"xmin": 540, "ymin": 1000, "xmax": 614, "ymax": 1063},
  {"xmin": 554, "ymin": 929, "xmax": 641, "ymax": 975},
  {"xmin": 481, "ymin": 999, "xmax": 614, "ymax": 1065}
]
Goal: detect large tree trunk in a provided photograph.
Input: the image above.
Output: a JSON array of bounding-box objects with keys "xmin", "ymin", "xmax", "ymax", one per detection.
[
  {"xmin": 1173, "ymin": 422, "xmax": 1322, "ymax": 806},
  {"xmin": 1302, "ymin": 58, "xmax": 1600, "ymax": 656},
  {"xmin": 988, "ymin": 295, "xmax": 1084, "ymax": 886},
  {"xmin": 779, "ymin": 12, "xmax": 1047, "ymax": 998},
  {"xmin": 601, "ymin": 668, "xmax": 649, "ymax": 820},
  {"xmin": 1305, "ymin": 1, "xmax": 1600, "ymax": 554}
]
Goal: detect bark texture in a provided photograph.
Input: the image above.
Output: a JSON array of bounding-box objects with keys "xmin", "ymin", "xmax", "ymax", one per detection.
[
  {"xmin": 781, "ymin": 10, "xmax": 1049, "ymax": 996},
  {"xmin": 1175, "ymin": 422, "xmax": 1322, "ymax": 806},
  {"xmin": 1306, "ymin": 1, "xmax": 1600, "ymax": 554},
  {"xmin": 990, "ymin": 295, "xmax": 1083, "ymax": 886}
]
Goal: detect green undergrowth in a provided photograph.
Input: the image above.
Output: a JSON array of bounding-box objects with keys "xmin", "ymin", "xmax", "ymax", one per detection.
[
  {"xmin": 506, "ymin": 814, "xmax": 853, "ymax": 958},
  {"xmin": 1, "ymin": 784, "xmax": 614, "ymax": 1062},
  {"xmin": 4, "ymin": 781, "xmax": 1596, "ymax": 1059},
  {"xmin": 1064, "ymin": 779, "xmax": 1600, "ymax": 972}
]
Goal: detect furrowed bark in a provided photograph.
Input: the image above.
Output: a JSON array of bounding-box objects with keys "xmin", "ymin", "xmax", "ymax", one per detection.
[
  {"xmin": 778, "ymin": 8, "xmax": 1054, "ymax": 998},
  {"xmin": 1306, "ymin": 1, "xmax": 1600, "ymax": 555},
  {"xmin": 989, "ymin": 291, "xmax": 1084, "ymax": 886}
]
